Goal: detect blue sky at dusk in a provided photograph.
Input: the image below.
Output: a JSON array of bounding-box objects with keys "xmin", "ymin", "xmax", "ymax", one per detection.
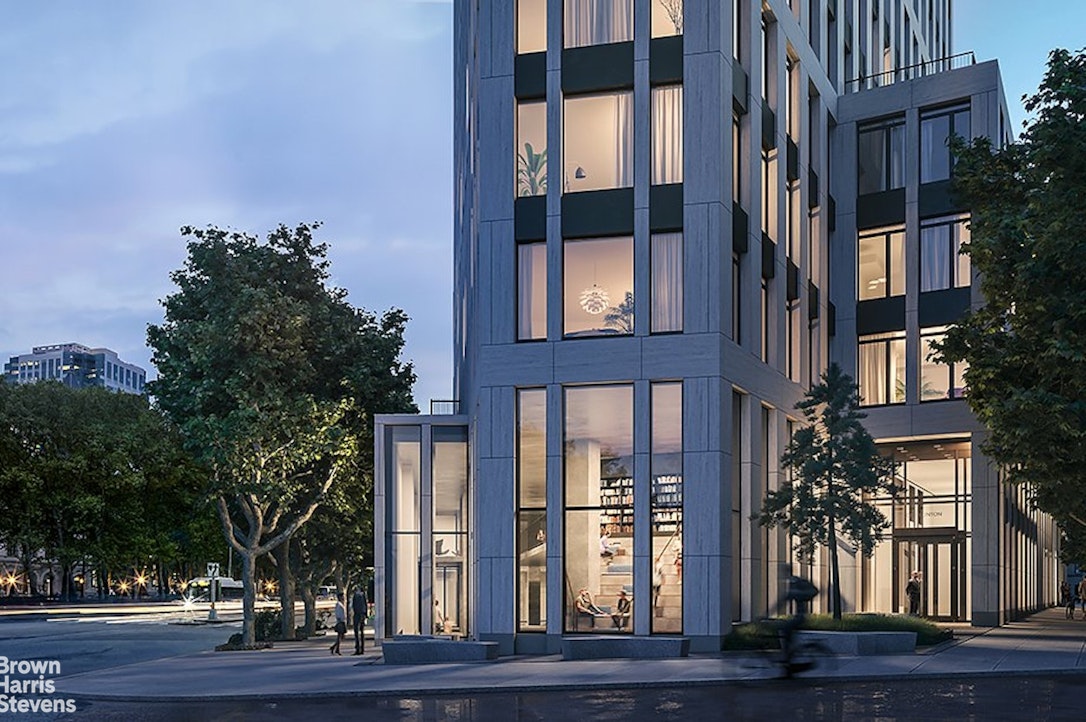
[{"xmin": 1, "ymin": 1, "xmax": 1081, "ymax": 406}]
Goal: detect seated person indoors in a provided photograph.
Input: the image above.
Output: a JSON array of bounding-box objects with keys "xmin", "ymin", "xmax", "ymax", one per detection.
[
  {"xmin": 575, "ymin": 588, "xmax": 607, "ymax": 616},
  {"xmin": 611, "ymin": 590, "xmax": 631, "ymax": 629}
]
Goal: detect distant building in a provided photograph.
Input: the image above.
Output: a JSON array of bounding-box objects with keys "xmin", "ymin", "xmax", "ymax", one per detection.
[{"xmin": 3, "ymin": 343, "xmax": 146, "ymax": 394}]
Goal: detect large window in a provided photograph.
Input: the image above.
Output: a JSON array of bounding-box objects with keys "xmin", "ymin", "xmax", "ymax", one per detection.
[
  {"xmin": 564, "ymin": 92, "xmax": 632, "ymax": 193},
  {"xmin": 858, "ymin": 227, "xmax": 905, "ymax": 300},
  {"xmin": 518, "ymin": 0, "xmax": 547, "ymax": 54},
  {"xmin": 921, "ymin": 104, "xmax": 970, "ymax": 183},
  {"xmin": 564, "ymin": 0, "xmax": 632, "ymax": 47},
  {"xmin": 920, "ymin": 327, "xmax": 967, "ymax": 401},
  {"xmin": 564, "ymin": 236, "xmax": 633, "ymax": 337},
  {"xmin": 858, "ymin": 332, "xmax": 906, "ymax": 405},
  {"xmin": 651, "ymin": 232, "xmax": 683, "ymax": 333},
  {"xmin": 564, "ymin": 385, "xmax": 633, "ymax": 633},
  {"xmin": 651, "ymin": 382, "xmax": 682, "ymax": 633},
  {"xmin": 651, "ymin": 85, "xmax": 683, "ymax": 185},
  {"xmin": 651, "ymin": 0, "xmax": 683, "ymax": 37},
  {"xmin": 432, "ymin": 427, "xmax": 469, "ymax": 636},
  {"xmin": 920, "ymin": 215, "xmax": 971, "ymax": 292},
  {"xmin": 517, "ymin": 101, "xmax": 547, "ymax": 197},
  {"xmin": 857, "ymin": 118, "xmax": 905, "ymax": 194},
  {"xmin": 518, "ymin": 242, "xmax": 547, "ymax": 340},
  {"xmin": 517, "ymin": 389, "xmax": 548, "ymax": 632},
  {"xmin": 387, "ymin": 426, "xmax": 421, "ymax": 636}
]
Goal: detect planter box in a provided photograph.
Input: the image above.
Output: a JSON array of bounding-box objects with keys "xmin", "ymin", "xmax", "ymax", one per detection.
[
  {"xmin": 562, "ymin": 636, "xmax": 690, "ymax": 660},
  {"xmin": 793, "ymin": 630, "xmax": 917, "ymax": 655},
  {"xmin": 382, "ymin": 636, "xmax": 499, "ymax": 664}
]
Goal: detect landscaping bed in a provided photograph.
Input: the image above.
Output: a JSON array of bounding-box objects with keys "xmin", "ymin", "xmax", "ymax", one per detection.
[{"xmin": 723, "ymin": 613, "xmax": 952, "ymax": 651}]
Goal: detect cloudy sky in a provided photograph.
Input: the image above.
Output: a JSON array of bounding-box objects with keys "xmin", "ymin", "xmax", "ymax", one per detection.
[{"xmin": 1, "ymin": 1, "xmax": 1081, "ymax": 407}]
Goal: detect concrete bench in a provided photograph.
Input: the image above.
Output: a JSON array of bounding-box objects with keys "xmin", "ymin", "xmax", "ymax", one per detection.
[
  {"xmin": 382, "ymin": 636, "xmax": 500, "ymax": 664},
  {"xmin": 562, "ymin": 636, "xmax": 690, "ymax": 660},
  {"xmin": 793, "ymin": 630, "xmax": 917, "ymax": 655}
]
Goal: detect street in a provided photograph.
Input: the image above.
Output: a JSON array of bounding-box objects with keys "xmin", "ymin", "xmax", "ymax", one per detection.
[{"xmin": 52, "ymin": 675, "xmax": 1086, "ymax": 721}]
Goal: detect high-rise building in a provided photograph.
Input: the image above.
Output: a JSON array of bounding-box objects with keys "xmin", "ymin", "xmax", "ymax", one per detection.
[
  {"xmin": 374, "ymin": 0, "xmax": 1057, "ymax": 654},
  {"xmin": 3, "ymin": 343, "xmax": 146, "ymax": 395}
]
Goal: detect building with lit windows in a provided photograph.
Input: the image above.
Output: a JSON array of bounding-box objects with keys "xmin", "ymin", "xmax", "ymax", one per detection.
[
  {"xmin": 374, "ymin": 0, "xmax": 1057, "ymax": 654},
  {"xmin": 3, "ymin": 343, "xmax": 146, "ymax": 395}
]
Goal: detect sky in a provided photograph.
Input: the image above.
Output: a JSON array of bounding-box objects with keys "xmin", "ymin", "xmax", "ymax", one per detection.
[{"xmin": 0, "ymin": 1, "xmax": 1081, "ymax": 408}]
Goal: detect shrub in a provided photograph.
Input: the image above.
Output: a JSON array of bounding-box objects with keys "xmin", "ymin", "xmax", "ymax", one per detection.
[
  {"xmin": 723, "ymin": 613, "xmax": 952, "ymax": 650},
  {"xmin": 215, "ymin": 632, "xmax": 273, "ymax": 652},
  {"xmin": 254, "ymin": 609, "xmax": 281, "ymax": 642}
]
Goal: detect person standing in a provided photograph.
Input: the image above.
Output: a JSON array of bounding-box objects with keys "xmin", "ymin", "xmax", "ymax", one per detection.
[
  {"xmin": 1076, "ymin": 578, "xmax": 1086, "ymax": 620},
  {"xmin": 906, "ymin": 571, "xmax": 922, "ymax": 616},
  {"xmin": 329, "ymin": 593, "xmax": 347, "ymax": 655},
  {"xmin": 352, "ymin": 586, "xmax": 369, "ymax": 655}
]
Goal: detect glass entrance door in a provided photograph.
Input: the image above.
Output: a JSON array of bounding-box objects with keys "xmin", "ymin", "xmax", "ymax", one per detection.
[{"xmin": 894, "ymin": 532, "xmax": 967, "ymax": 621}]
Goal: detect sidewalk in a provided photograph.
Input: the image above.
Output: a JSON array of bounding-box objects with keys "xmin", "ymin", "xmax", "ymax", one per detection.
[{"xmin": 56, "ymin": 608, "xmax": 1086, "ymax": 701}]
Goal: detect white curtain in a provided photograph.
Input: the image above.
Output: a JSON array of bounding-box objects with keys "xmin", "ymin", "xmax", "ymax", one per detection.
[
  {"xmin": 652, "ymin": 233, "xmax": 683, "ymax": 332},
  {"xmin": 518, "ymin": 243, "xmax": 545, "ymax": 340},
  {"xmin": 652, "ymin": 85, "xmax": 683, "ymax": 184},
  {"xmin": 859, "ymin": 341, "xmax": 887, "ymax": 406},
  {"xmin": 564, "ymin": 0, "xmax": 633, "ymax": 48},
  {"xmin": 614, "ymin": 91, "xmax": 633, "ymax": 187},
  {"xmin": 920, "ymin": 225, "xmax": 949, "ymax": 292}
]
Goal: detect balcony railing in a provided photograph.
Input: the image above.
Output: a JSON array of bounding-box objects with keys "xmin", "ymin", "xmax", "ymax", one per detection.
[
  {"xmin": 845, "ymin": 51, "xmax": 975, "ymax": 94},
  {"xmin": 429, "ymin": 399, "xmax": 461, "ymax": 415}
]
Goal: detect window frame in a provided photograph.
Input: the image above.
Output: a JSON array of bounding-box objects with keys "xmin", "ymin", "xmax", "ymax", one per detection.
[
  {"xmin": 857, "ymin": 331, "xmax": 907, "ymax": 406},
  {"xmin": 857, "ymin": 226, "xmax": 905, "ymax": 300},
  {"xmin": 857, "ymin": 116, "xmax": 905, "ymax": 195}
]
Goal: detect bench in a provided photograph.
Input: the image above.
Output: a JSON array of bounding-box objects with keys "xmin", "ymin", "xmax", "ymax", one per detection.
[
  {"xmin": 562, "ymin": 636, "xmax": 690, "ymax": 660},
  {"xmin": 381, "ymin": 636, "xmax": 500, "ymax": 664}
]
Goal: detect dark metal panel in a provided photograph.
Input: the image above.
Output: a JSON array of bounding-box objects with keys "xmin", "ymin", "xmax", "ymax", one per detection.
[
  {"xmin": 649, "ymin": 36, "xmax": 683, "ymax": 85},
  {"xmin": 732, "ymin": 63, "xmax": 749, "ymax": 115},
  {"xmin": 856, "ymin": 296, "xmax": 907, "ymax": 334},
  {"xmin": 786, "ymin": 138, "xmax": 799, "ymax": 182},
  {"xmin": 808, "ymin": 169, "xmax": 820, "ymax": 207},
  {"xmin": 761, "ymin": 101, "xmax": 776, "ymax": 150},
  {"xmin": 828, "ymin": 194, "xmax": 836, "ymax": 231},
  {"xmin": 649, "ymin": 183, "xmax": 683, "ymax": 231},
  {"xmin": 919, "ymin": 179, "xmax": 967, "ymax": 219},
  {"xmin": 787, "ymin": 260, "xmax": 800, "ymax": 301},
  {"xmin": 761, "ymin": 234, "xmax": 776, "ymax": 279},
  {"xmin": 732, "ymin": 202, "xmax": 749, "ymax": 254},
  {"xmin": 919, "ymin": 287, "xmax": 972, "ymax": 327},
  {"xmin": 562, "ymin": 188, "xmax": 635, "ymax": 237},
  {"xmin": 515, "ymin": 196, "xmax": 547, "ymax": 241},
  {"xmin": 562, "ymin": 43, "xmax": 635, "ymax": 94},
  {"xmin": 514, "ymin": 52, "xmax": 546, "ymax": 99},
  {"xmin": 808, "ymin": 281, "xmax": 820, "ymax": 319},
  {"xmin": 857, "ymin": 188, "xmax": 906, "ymax": 230},
  {"xmin": 828, "ymin": 302, "xmax": 836, "ymax": 336}
]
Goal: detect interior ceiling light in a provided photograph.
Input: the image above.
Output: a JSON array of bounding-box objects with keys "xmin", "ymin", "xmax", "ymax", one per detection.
[{"xmin": 579, "ymin": 285, "xmax": 610, "ymax": 314}]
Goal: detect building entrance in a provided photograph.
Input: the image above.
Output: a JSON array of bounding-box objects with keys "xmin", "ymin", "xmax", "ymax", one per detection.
[{"xmin": 894, "ymin": 530, "xmax": 967, "ymax": 621}]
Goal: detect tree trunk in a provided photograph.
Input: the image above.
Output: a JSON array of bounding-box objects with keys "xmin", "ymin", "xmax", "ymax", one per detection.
[
  {"xmin": 274, "ymin": 536, "xmax": 295, "ymax": 640},
  {"xmin": 240, "ymin": 551, "xmax": 257, "ymax": 646},
  {"xmin": 828, "ymin": 515, "xmax": 842, "ymax": 620},
  {"xmin": 301, "ymin": 585, "xmax": 317, "ymax": 638}
]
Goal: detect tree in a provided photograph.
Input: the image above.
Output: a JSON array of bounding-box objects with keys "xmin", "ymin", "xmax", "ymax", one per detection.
[
  {"xmin": 147, "ymin": 222, "xmax": 415, "ymax": 646},
  {"xmin": 757, "ymin": 363, "xmax": 897, "ymax": 619},
  {"xmin": 932, "ymin": 48, "xmax": 1086, "ymax": 550}
]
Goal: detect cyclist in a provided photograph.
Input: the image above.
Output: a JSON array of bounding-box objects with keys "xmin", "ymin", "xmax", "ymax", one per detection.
[{"xmin": 777, "ymin": 575, "xmax": 819, "ymax": 677}]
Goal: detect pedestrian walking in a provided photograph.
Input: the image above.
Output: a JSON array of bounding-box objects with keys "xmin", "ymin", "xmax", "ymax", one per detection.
[
  {"xmin": 352, "ymin": 586, "xmax": 368, "ymax": 655},
  {"xmin": 1077, "ymin": 578, "xmax": 1086, "ymax": 620},
  {"xmin": 329, "ymin": 592, "xmax": 347, "ymax": 655},
  {"xmin": 1060, "ymin": 580, "xmax": 1074, "ymax": 619}
]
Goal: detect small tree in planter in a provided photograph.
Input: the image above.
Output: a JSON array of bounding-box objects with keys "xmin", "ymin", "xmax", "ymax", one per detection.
[{"xmin": 757, "ymin": 363, "xmax": 896, "ymax": 619}]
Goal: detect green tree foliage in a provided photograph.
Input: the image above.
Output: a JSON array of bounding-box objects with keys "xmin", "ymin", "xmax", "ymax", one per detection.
[
  {"xmin": 147, "ymin": 222, "xmax": 415, "ymax": 645},
  {"xmin": 0, "ymin": 382, "xmax": 208, "ymax": 599},
  {"xmin": 933, "ymin": 48, "xmax": 1086, "ymax": 554},
  {"xmin": 757, "ymin": 363, "xmax": 897, "ymax": 619}
]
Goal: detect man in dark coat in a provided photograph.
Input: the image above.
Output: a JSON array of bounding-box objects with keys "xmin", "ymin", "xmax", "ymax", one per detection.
[{"xmin": 352, "ymin": 586, "xmax": 369, "ymax": 655}]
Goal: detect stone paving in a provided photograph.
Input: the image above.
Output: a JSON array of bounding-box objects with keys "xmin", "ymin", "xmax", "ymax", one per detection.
[{"xmin": 53, "ymin": 608, "xmax": 1086, "ymax": 701}]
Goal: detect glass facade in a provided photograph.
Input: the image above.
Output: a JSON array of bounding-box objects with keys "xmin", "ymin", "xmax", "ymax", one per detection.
[
  {"xmin": 651, "ymin": 232, "xmax": 683, "ymax": 333},
  {"xmin": 858, "ymin": 332, "xmax": 906, "ymax": 406},
  {"xmin": 651, "ymin": 0, "xmax": 683, "ymax": 37},
  {"xmin": 564, "ymin": 0, "xmax": 633, "ymax": 47},
  {"xmin": 651, "ymin": 382, "xmax": 682, "ymax": 633},
  {"xmin": 432, "ymin": 427, "xmax": 469, "ymax": 635},
  {"xmin": 857, "ymin": 118, "xmax": 905, "ymax": 194},
  {"xmin": 517, "ymin": 389, "xmax": 548, "ymax": 632},
  {"xmin": 920, "ymin": 327, "xmax": 968, "ymax": 401},
  {"xmin": 564, "ymin": 92, "xmax": 633, "ymax": 192},
  {"xmin": 564, "ymin": 385, "xmax": 633, "ymax": 633},
  {"xmin": 518, "ymin": 242, "xmax": 547, "ymax": 340},
  {"xmin": 862, "ymin": 441, "xmax": 972, "ymax": 621},
  {"xmin": 563, "ymin": 236, "xmax": 634, "ymax": 337},
  {"xmin": 651, "ymin": 85, "xmax": 683, "ymax": 185},
  {"xmin": 517, "ymin": 101, "xmax": 547, "ymax": 197},
  {"xmin": 387, "ymin": 426, "xmax": 421, "ymax": 636},
  {"xmin": 858, "ymin": 227, "xmax": 905, "ymax": 300},
  {"xmin": 921, "ymin": 104, "xmax": 970, "ymax": 183},
  {"xmin": 920, "ymin": 215, "xmax": 971, "ymax": 292},
  {"xmin": 517, "ymin": 0, "xmax": 547, "ymax": 54}
]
